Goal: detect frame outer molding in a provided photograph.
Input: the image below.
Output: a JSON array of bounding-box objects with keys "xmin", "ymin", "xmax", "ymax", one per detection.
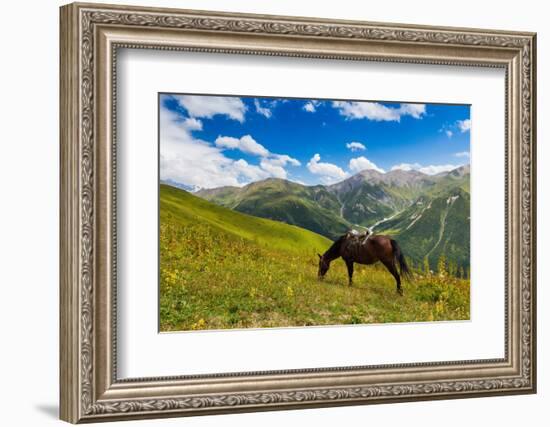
[
  {"xmin": 60, "ymin": 4, "xmax": 81, "ymax": 423},
  {"xmin": 60, "ymin": 2, "xmax": 536, "ymax": 423}
]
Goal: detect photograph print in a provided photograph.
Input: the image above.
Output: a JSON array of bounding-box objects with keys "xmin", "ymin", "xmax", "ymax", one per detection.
[{"xmin": 159, "ymin": 93, "xmax": 471, "ymax": 332}]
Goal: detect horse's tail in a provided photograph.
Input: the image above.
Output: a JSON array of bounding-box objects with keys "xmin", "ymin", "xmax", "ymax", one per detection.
[{"xmin": 390, "ymin": 239, "xmax": 413, "ymax": 282}]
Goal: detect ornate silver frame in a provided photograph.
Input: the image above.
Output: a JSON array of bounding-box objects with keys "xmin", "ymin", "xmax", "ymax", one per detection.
[{"xmin": 60, "ymin": 2, "xmax": 537, "ymax": 423}]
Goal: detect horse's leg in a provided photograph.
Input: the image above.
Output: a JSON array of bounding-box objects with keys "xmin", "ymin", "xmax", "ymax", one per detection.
[
  {"xmin": 344, "ymin": 259, "xmax": 354, "ymax": 286},
  {"xmin": 382, "ymin": 260, "xmax": 403, "ymax": 296}
]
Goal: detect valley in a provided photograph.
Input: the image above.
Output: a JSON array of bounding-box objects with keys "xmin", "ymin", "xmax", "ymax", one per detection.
[{"xmin": 194, "ymin": 165, "xmax": 470, "ymax": 272}]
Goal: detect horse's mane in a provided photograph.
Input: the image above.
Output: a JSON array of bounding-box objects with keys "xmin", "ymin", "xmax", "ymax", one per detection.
[{"xmin": 323, "ymin": 234, "xmax": 347, "ymax": 259}]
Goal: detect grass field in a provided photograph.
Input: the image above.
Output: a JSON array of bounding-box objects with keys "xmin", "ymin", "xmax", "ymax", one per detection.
[{"xmin": 160, "ymin": 184, "xmax": 470, "ymax": 332}]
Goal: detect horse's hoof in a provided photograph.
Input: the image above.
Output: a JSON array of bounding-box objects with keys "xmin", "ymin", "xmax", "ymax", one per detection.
[{"xmin": 397, "ymin": 288, "xmax": 404, "ymax": 296}]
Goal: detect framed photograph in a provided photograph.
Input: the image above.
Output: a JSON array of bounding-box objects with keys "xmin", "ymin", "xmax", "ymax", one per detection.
[{"xmin": 60, "ymin": 2, "xmax": 537, "ymax": 423}]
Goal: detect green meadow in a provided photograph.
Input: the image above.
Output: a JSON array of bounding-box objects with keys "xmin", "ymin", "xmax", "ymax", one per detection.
[{"xmin": 160, "ymin": 184, "xmax": 470, "ymax": 332}]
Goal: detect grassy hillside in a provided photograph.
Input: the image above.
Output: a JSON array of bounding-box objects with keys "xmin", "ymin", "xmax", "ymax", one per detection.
[
  {"xmin": 161, "ymin": 184, "xmax": 331, "ymax": 253},
  {"xmin": 160, "ymin": 184, "xmax": 470, "ymax": 331}
]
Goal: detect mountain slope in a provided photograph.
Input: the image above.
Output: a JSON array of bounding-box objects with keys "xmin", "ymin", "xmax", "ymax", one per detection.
[
  {"xmin": 427, "ymin": 164, "xmax": 470, "ymax": 196},
  {"xmin": 327, "ymin": 169, "xmax": 438, "ymax": 225},
  {"xmin": 196, "ymin": 178, "xmax": 350, "ymax": 239},
  {"xmin": 375, "ymin": 187, "xmax": 470, "ymax": 271},
  {"xmin": 196, "ymin": 169, "xmax": 450, "ymax": 232},
  {"xmin": 161, "ymin": 184, "xmax": 331, "ymax": 254}
]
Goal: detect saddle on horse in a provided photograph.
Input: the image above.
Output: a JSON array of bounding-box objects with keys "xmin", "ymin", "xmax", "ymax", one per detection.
[{"xmin": 346, "ymin": 228, "xmax": 371, "ymax": 245}]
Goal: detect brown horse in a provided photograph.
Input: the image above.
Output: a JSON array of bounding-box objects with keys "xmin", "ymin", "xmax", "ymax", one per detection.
[{"xmin": 317, "ymin": 231, "xmax": 412, "ymax": 295}]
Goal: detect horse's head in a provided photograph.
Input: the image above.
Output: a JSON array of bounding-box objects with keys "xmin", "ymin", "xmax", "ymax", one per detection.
[{"xmin": 317, "ymin": 253, "xmax": 330, "ymax": 280}]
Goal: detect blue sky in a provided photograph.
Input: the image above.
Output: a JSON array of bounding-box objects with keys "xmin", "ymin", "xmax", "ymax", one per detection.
[{"xmin": 159, "ymin": 93, "xmax": 470, "ymax": 190}]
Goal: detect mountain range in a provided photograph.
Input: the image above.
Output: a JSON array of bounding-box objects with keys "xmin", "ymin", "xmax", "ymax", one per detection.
[{"xmin": 190, "ymin": 165, "xmax": 470, "ymax": 271}]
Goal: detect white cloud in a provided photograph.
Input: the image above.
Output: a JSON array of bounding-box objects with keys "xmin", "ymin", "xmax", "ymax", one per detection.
[
  {"xmin": 346, "ymin": 141, "xmax": 366, "ymax": 152},
  {"xmin": 332, "ymin": 101, "xmax": 426, "ymax": 122},
  {"xmin": 254, "ymin": 99, "xmax": 272, "ymax": 118},
  {"xmin": 390, "ymin": 162, "xmax": 462, "ymax": 175},
  {"xmin": 349, "ymin": 156, "xmax": 385, "ymax": 173},
  {"xmin": 303, "ymin": 100, "xmax": 321, "ymax": 113},
  {"xmin": 160, "ymin": 108, "xmax": 250, "ymax": 188},
  {"xmin": 303, "ymin": 102, "xmax": 316, "ymax": 112},
  {"xmin": 173, "ymin": 95, "xmax": 247, "ymax": 122},
  {"xmin": 259, "ymin": 155, "xmax": 301, "ymax": 179},
  {"xmin": 160, "ymin": 107, "xmax": 299, "ymax": 189},
  {"xmin": 445, "ymin": 130, "xmax": 453, "ymax": 138},
  {"xmin": 215, "ymin": 135, "xmax": 270, "ymax": 157},
  {"xmin": 232, "ymin": 159, "xmax": 270, "ymax": 181},
  {"xmin": 214, "ymin": 135, "xmax": 300, "ymax": 179},
  {"xmin": 391, "ymin": 163, "xmax": 422, "ymax": 172},
  {"xmin": 268, "ymin": 154, "xmax": 301, "ymax": 167},
  {"xmin": 182, "ymin": 117, "xmax": 203, "ymax": 131},
  {"xmin": 398, "ymin": 103, "xmax": 427, "ymax": 119},
  {"xmin": 259, "ymin": 159, "xmax": 287, "ymax": 179},
  {"xmin": 457, "ymin": 119, "xmax": 471, "ymax": 132},
  {"xmin": 418, "ymin": 164, "xmax": 461, "ymax": 175},
  {"xmin": 307, "ymin": 154, "xmax": 349, "ymax": 183},
  {"xmin": 454, "ymin": 151, "xmax": 470, "ymax": 158}
]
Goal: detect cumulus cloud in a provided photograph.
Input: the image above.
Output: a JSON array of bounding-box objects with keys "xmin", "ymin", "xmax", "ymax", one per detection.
[
  {"xmin": 349, "ymin": 156, "xmax": 385, "ymax": 173},
  {"xmin": 172, "ymin": 95, "xmax": 247, "ymax": 122},
  {"xmin": 160, "ymin": 107, "xmax": 299, "ymax": 189},
  {"xmin": 307, "ymin": 154, "xmax": 349, "ymax": 183},
  {"xmin": 269, "ymin": 154, "xmax": 301, "ymax": 167},
  {"xmin": 346, "ymin": 141, "xmax": 366, "ymax": 152},
  {"xmin": 303, "ymin": 102, "xmax": 316, "ymax": 112},
  {"xmin": 254, "ymin": 99, "xmax": 272, "ymax": 118},
  {"xmin": 390, "ymin": 163, "xmax": 423, "ymax": 172},
  {"xmin": 390, "ymin": 162, "xmax": 462, "ymax": 175},
  {"xmin": 181, "ymin": 117, "xmax": 203, "ymax": 131},
  {"xmin": 160, "ymin": 108, "xmax": 250, "ymax": 188},
  {"xmin": 332, "ymin": 101, "xmax": 426, "ymax": 122},
  {"xmin": 303, "ymin": 100, "xmax": 321, "ymax": 113},
  {"xmin": 215, "ymin": 135, "xmax": 270, "ymax": 157},
  {"xmin": 232, "ymin": 159, "xmax": 270, "ymax": 181},
  {"xmin": 418, "ymin": 164, "xmax": 462, "ymax": 175},
  {"xmin": 445, "ymin": 130, "xmax": 453, "ymax": 138},
  {"xmin": 454, "ymin": 151, "xmax": 470, "ymax": 158},
  {"xmin": 258, "ymin": 155, "xmax": 301, "ymax": 179},
  {"xmin": 259, "ymin": 159, "xmax": 287, "ymax": 179},
  {"xmin": 457, "ymin": 119, "xmax": 471, "ymax": 132},
  {"xmin": 398, "ymin": 103, "xmax": 427, "ymax": 119}
]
